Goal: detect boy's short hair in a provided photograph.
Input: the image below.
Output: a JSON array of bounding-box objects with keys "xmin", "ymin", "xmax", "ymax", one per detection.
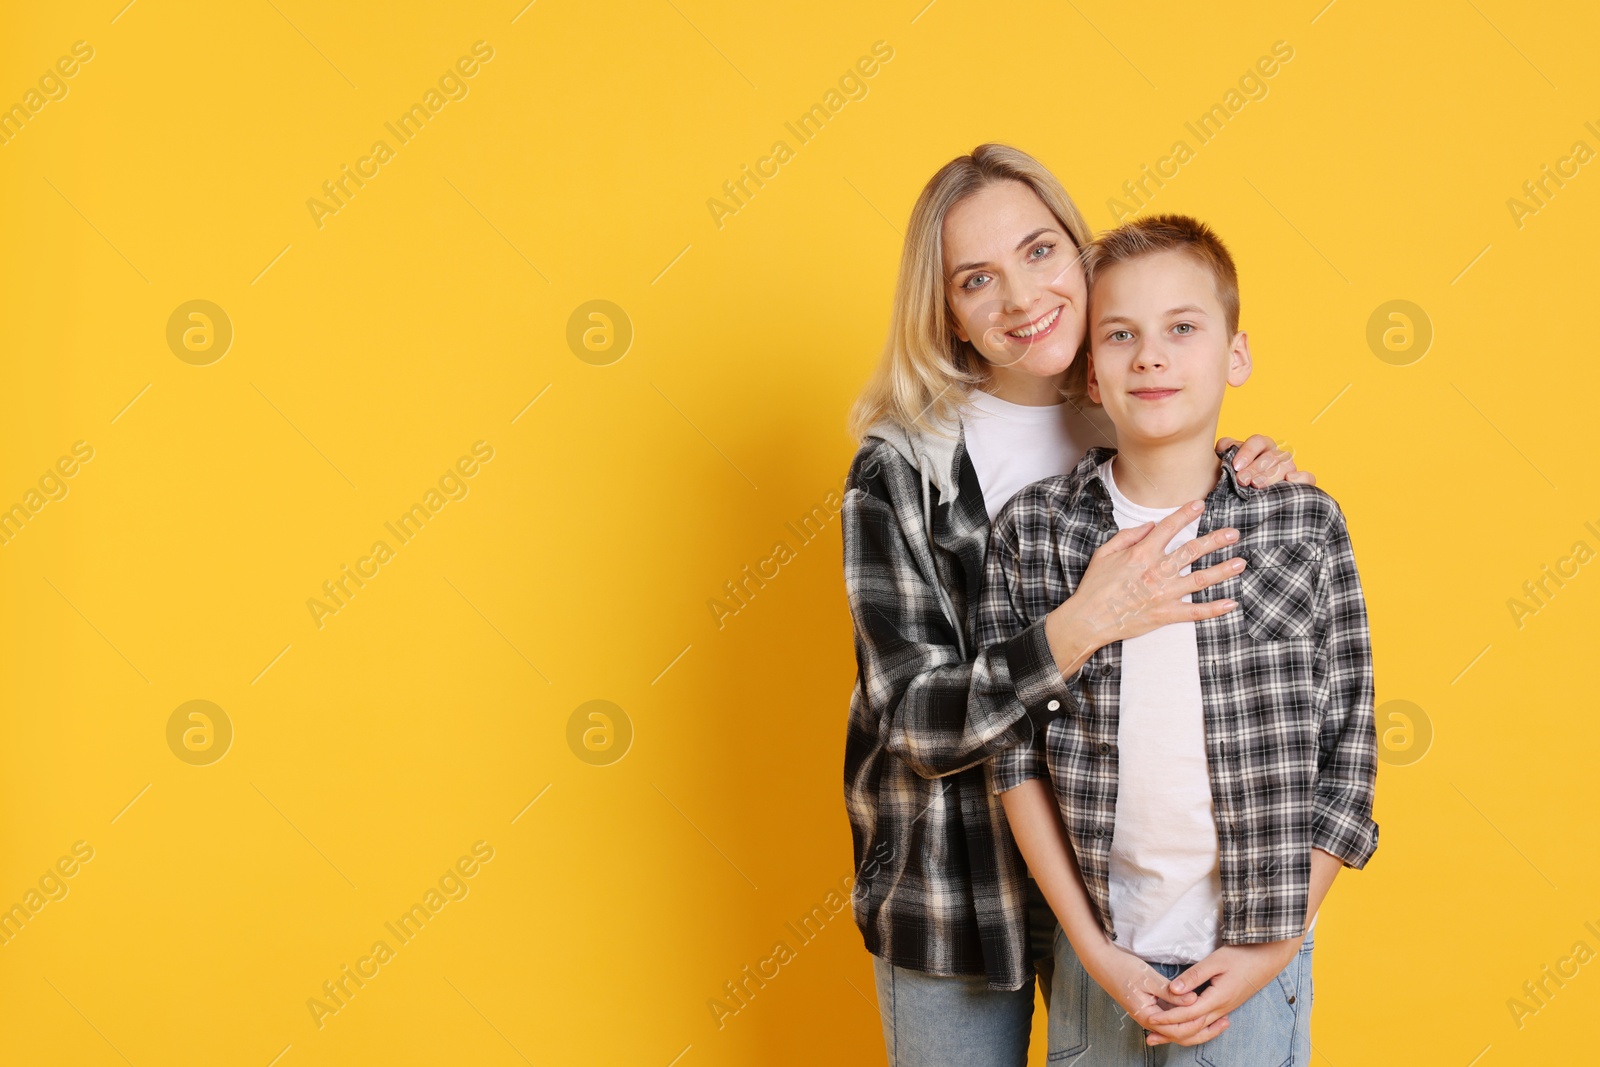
[{"xmin": 1084, "ymin": 213, "xmax": 1240, "ymax": 336}]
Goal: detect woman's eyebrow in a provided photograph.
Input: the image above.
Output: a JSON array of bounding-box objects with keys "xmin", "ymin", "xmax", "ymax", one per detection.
[{"xmin": 949, "ymin": 227, "xmax": 1059, "ymax": 276}]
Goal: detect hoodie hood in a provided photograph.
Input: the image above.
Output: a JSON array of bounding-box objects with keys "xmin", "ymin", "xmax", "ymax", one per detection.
[
  {"xmin": 862, "ymin": 409, "xmax": 965, "ymax": 507},
  {"xmin": 860, "ymin": 407, "xmax": 970, "ymax": 661}
]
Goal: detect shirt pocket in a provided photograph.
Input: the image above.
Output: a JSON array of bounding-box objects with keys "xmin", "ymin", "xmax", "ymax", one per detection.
[{"xmin": 1239, "ymin": 541, "xmax": 1322, "ymax": 642}]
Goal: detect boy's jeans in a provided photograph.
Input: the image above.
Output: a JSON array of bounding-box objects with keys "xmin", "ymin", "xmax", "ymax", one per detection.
[{"xmin": 1048, "ymin": 924, "xmax": 1315, "ymax": 1066}]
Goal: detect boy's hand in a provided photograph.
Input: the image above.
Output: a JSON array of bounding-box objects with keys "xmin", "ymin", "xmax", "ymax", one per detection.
[
  {"xmin": 1216, "ymin": 433, "xmax": 1315, "ymax": 487},
  {"xmin": 1141, "ymin": 938, "xmax": 1303, "ymax": 1046},
  {"xmin": 1075, "ymin": 936, "xmax": 1231, "ymax": 1047}
]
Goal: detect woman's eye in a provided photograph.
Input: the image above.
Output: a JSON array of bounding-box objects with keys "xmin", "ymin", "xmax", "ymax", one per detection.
[
  {"xmin": 1029, "ymin": 242, "xmax": 1055, "ymax": 260},
  {"xmin": 1173, "ymin": 322, "xmax": 1194, "ymax": 335},
  {"xmin": 962, "ymin": 272, "xmax": 990, "ymax": 290}
]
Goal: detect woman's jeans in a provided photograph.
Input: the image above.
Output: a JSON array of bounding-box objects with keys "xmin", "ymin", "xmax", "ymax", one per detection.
[
  {"xmin": 1046, "ymin": 923, "xmax": 1315, "ymax": 1066},
  {"xmin": 870, "ymin": 877, "xmax": 1056, "ymax": 1067}
]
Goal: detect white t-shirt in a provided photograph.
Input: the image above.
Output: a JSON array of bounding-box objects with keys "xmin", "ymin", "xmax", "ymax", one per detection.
[
  {"xmin": 958, "ymin": 388, "xmax": 1112, "ymax": 524},
  {"xmin": 1099, "ymin": 457, "xmax": 1223, "ymax": 965},
  {"xmin": 1098, "ymin": 458, "xmax": 1317, "ymax": 964}
]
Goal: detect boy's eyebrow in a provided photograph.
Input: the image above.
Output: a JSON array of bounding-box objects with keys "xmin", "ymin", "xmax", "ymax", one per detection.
[
  {"xmin": 948, "ymin": 227, "xmax": 1060, "ymax": 277},
  {"xmin": 1093, "ymin": 304, "xmax": 1212, "ymax": 326}
]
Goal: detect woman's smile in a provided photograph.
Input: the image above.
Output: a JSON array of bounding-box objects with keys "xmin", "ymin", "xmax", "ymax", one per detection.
[{"xmin": 1002, "ymin": 304, "xmax": 1063, "ymax": 344}]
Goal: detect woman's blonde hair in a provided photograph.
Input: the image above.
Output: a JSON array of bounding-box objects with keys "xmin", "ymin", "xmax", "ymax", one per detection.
[{"xmin": 847, "ymin": 143, "xmax": 1095, "ymax": 443}]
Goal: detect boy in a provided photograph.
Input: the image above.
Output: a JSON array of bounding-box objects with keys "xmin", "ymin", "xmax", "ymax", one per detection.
[{"xmin": 980, "ymin": 214, "xmax": 1378, "ymax": 1063}]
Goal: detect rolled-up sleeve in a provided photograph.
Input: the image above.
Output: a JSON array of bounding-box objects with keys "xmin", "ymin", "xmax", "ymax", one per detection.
[{"xmin": 1308, "ymin": 505, "xmax": 1380, "ymax": 868}]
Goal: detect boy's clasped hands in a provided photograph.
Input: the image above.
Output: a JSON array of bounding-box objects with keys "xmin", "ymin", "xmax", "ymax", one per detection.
[{"xmin": 1079, "ymin": 930, "xmax": 1307, "ymax": 1047}]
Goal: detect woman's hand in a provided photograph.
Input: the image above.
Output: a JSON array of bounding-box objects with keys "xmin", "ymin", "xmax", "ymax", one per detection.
[
  {"xmin": 1074, "ymin": 934, "xmax": 1230, "ymax": 1047},
  {"xmin": 1042, "ymin": 502, "xmax": 1243, "ymax": 676},
  {"xmin": 1216, "ymin": 433, "xmax": 1315, "ymax": 487}
]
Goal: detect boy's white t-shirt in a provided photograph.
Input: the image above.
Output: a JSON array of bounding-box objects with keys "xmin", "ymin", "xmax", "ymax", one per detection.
[
  {"xmin": 1099, "ymin": 457, "xmax": 1223, "ymax": 965},
  {"xmin": 1098, "ymin": 457, "xmax": 1315, "ymax": 965},
  {"xmin": 958, "ymin": 388, "xmax": 1111, "ymax": 524}
]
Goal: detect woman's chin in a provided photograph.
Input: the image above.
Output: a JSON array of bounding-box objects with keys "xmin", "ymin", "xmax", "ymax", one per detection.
[{"xmin": 982, "ymin": 342, "xmax": 1075, "ymax": 379}]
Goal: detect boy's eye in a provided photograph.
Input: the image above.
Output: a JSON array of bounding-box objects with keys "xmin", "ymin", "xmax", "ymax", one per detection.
[
  {"xmin": 1172, "ymin": 322, "xmax": 1194, "ymax": 335},
  {"xmin": 1108, "ymin": 329, "xmax": 1132, "ymax": 342},
  {"xmin": 962, "ymin": 272, "xmax": 991, "ymax": 290}
]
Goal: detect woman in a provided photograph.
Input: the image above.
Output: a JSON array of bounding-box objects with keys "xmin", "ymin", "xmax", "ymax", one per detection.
[{"xmin": 841, "ymin": 143, "xmax": 1313, "ymax": 1065}]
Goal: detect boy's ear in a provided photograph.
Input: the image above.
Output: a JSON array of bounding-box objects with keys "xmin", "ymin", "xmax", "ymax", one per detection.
[
  {"xmin": 1085, "ymin": 351, "xmax": 1101, "ymax": 405},
  {"xmin": 1227, "ymin": 330, "xmax": 1252, "ymax": 387}
]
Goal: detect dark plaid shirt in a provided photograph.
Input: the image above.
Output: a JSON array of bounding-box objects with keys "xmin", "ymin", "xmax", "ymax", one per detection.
[
  {"xmin": 842, "ymin": 419, "xmax": 1076, "ymax": 992},
  {"xmin": 984, "ymin": 445, "xmax": 1379, "ymax": 949}
]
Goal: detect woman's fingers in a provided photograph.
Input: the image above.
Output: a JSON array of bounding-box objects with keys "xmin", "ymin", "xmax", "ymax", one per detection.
[
  {"xmin": 1228, "ymin": 433, "xmax": 1277, "ymax": 473},
  {"xmin": 1238, "ymin": 446, "xmax": 1287, "ymax": 488},
  {"xmin": 1187, "ymin": 597, "xmax": 1239, "ymax": 621},
  {"xmin": 1125, "ymin": 501, "xmax": 1207, "ymax": 574},
  {"xmin": 1149, "ymin": 500, "xmax": 1205, "ymax": 545},
  {"xmin": 1187, "ymin": 557, "xmax": 1245, "ymax": 594},
  {"xmin": 1166, "ymin": 526, "xmax": 1239, "ymax": 573}
]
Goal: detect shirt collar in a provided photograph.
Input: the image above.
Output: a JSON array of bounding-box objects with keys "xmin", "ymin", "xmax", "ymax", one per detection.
[{"xmin": 1073, "ymin": 443, "xmax": 1265, "ymax": 510}]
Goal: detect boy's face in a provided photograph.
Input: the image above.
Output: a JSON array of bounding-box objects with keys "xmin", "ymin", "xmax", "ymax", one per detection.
[{"xmin": 1086, "ymin": 249, "xmax": 1251, "ymax": 447}]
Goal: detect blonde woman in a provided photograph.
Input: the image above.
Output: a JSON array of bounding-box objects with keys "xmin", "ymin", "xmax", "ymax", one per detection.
[{"xmin": 841, "ymin": 144, "xmax": 1312, "ymax": 1065}]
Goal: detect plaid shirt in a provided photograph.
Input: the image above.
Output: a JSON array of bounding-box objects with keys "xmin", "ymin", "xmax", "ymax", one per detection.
[
  {"xmin": 984, "ymin": 445, "xmax": 1379, "ymax": 949},
  {"xmin": 842, "ymin": 416, "xmax": 1077, "ymax": 992}
]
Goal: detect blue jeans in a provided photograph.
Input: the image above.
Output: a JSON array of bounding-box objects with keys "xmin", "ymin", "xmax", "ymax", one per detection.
[
  {"xmin": 870, "ymin": 877, "xmax": 1057, "ymax": 1066},
  {"xmin": 1047, "ymin": 924, "xmax": 1315, "ymax": 1066}
]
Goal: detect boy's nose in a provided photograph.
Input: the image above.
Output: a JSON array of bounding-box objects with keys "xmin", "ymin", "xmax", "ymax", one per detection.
[{"xmin": 1134, "ymin": 345, "xmax": 1167, "ymax": 370}]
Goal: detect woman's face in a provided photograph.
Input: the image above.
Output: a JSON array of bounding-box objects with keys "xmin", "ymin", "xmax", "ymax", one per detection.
[{"xmin": 941, "ymin": 180, "xmax": 1087, "ymax": 382}]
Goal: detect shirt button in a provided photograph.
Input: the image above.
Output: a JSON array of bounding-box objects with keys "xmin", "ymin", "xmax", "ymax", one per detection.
[
  {"xmin": 1094, "ymin": 826, "xmax": 1107, "ymax": 838},
  {"xmin": 1098, "ymin": 742, "xmax": 1111, "ymax": 755},
  {"xmin": 1047, "ymin": 699, "xmax": 1061, "ymax": 712}
]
